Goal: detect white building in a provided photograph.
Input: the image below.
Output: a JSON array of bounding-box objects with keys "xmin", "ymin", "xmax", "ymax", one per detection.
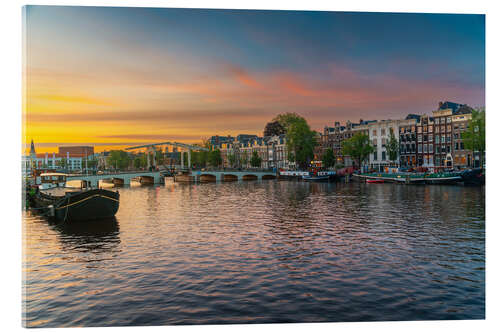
[
  {"xmin": 367, "ymin": 120, "xmax": 402, "ymax": 171},
  {"xmin": 22, "ymin": 141, "xmax": 85, "ymax": 176}
]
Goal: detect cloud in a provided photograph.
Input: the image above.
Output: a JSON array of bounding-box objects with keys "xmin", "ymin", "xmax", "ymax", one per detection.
[{"xmin": 226, "ymin": 64, "xmax": 262, "ymax": 89}]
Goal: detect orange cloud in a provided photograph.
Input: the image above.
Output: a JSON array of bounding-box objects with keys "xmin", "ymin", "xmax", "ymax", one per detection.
[{"xmin": 226, "ymin": 65, "xmax": 262, "ymax": 89}]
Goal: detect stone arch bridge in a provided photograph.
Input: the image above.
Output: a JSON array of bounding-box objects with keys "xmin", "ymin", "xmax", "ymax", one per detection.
[{"xmin": 66, "ymin": 171, "xmax": 162, "ymax": 187}]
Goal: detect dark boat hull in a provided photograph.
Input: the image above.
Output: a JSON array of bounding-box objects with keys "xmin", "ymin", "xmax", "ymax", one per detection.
[
  {"xmin": 460, "ymin": 168, "xmax": 485, "ymax": 186},
  {"xmin": 31, "ymin": 189, "xmax": 119, "ymax": 223},
  {"xmin": 302, "ymin": 176, "xmax": 330, "ymax": 182}
]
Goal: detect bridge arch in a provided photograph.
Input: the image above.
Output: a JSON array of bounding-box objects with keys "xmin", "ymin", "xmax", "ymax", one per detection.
[
  {"xmin": 223, "ymin": 174, "xmax": 238, "ymax": 182},
  {"xmin": 139, "ymin": 175, "xmax": 155, "ymax": 185},
  {"xmin": 112, "ymin": 177, "xmax": 125, "ymax": 186},
  {"xmin": 262, "ymin": 174, "xmax": 276, "ymax": 180},
  {"xmin": 242, "ymin": 174, "xmax": 258, "ymax": 181},
  {"xmin": 200, "ymin": 174, "xmax": 216, "ymax": 182}
]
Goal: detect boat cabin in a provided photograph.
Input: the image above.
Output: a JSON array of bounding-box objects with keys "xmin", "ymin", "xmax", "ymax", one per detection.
[{"xmin": 38, "ymin": 172, "xmax": 67, "ymax": 190}]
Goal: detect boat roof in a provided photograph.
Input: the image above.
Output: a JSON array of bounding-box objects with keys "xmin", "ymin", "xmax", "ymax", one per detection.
[{"xmin": 40, "ymin": 173, "xmax": 68, "ymax": 177}]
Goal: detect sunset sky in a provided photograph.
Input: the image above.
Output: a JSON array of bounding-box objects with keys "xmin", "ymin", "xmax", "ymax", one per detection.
[{"xmin": 23, "ymin": 6, "xmax": 485, "ymax": 153}]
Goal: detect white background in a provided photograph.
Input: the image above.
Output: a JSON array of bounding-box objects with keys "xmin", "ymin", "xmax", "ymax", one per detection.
[{"xmin": 1, "ymin": 0, "xmax": 498, "ymax": 332}]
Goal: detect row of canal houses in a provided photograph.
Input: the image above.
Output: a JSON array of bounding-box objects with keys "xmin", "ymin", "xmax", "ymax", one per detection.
[
  {"xmin": 320, "ymin": 101, "xmax": 479, "ymax": 171},
  {"xmin": 213, "ymin": 101, "xmax": 480, "ymax": 171}
]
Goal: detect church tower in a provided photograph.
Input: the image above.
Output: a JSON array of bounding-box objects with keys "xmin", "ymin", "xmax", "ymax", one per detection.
[{"xmin": 29, "ymin": 139, "xmax": 36, "ymax": 158}]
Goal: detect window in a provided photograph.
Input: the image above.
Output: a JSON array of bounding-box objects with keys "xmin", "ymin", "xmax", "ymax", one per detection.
[
  {"xmin": 424, "ymin": 144, "xmax": 428, "ymax": 153},
  {"xmin": 381, "ymin": 128, "xmax": 386, "ymax": 136},
  {"xmin": 435, "ymin": 135, "xmax": 440, "ymax": 144},
  {"xmin": 417, "ymin": 127, "xmax": 422, "ymax": 133},
  {"xmin": 418, "ymin": 135, "xmax": 422, "ymax": 142},
  {"xmin": 441, "ymin": 136, "xmax": 446, "ymax": 144},
  {"xmin": 423, "ymin": 134, "xmax": 428, "ymax": 142},
  {"xmin": 372, "ymin": 139, "xmax": 377, "ymax": 146},
  {"xmin": 423, "ymin": 126, "xmax": 428, "ymax": 132},
  {"xmin": 382, "ymin": 151, "xmax": 386, "ymax": 160},
  {"xmin": 436, "ymin": 118, "xmax": 440, "ymax": 125},
  {"xmin": 418, "ymin": 144, "xmax": 422, "ymax": 153},
  {"xmin": 373, "ymin": 151, "xmax": 377, "ymax": 160},
  {"xmin": 429, "ymin": 134, "xmax": 433, "ymax": 142},
  {"xmin": 447, "ymin": 125, "xmax": 451, "ymax": 132},
  {"xmin": 447, "ymin": 145, "xmax": 451, "ymax": 153},
  {"xmin": 382, "ymin": 138, "xmax": 386, "ymax": 146},
  {"xmin": 455, "ymin": 142, "xmax": 459, "ymax": 150},
  {"xmin": 372, "ymin": 129, "xmax": 377, "ymax": 136},
  {"xmin": 447, "ymin": 117, "xmax": 452, "ymax": 123},
  {"xmin": 435, "ymin": 126, "xmax": 439, "ymax": 133},
  {"xmin": 446, "ymin": 134, "xmax": 451, "ymax": 142},
  {"xmin": 460, "ymin": 142, "xmax": 464, "ymax": 150},
  {"xmin": 429, "ymin": 144, "xmax": 433, "ymax": 153}
]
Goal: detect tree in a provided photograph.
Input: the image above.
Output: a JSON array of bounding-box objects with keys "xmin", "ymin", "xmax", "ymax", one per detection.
[
  {"xmin": 87, "ymin": 158, "xmax": 98, "ymax": 170},
  {"xmin": 264, "ymin": 120, "xmax": 285, "ymax": 137},
  {"xmin": 322, "ymin": 148, "xmax": 336, "ymax": 169},
  {"xmin": 240, "ymin": 151, "xmax": 249, "ymax": 168},
  {"xmin": 463, "ymin": 108, "xmax": 485, "ymax": 168},
  {"xmin": 56, "ymin": 158, "xmax": 67, "ymax": 169},
  {"xmin": 107, "ymin": 150, "xmax": 130, "ymax": 170},
  {"xmin": 286, "ymin": 118, "xmax": 317, "ymax": 169},
  {"xmin": 250, "ymin": 151, "xmax": 262, "ymax": 168},
  {"xmin": 341, "ymin": 133, "xmax": 374, "ymax": 169},
  {"xmin": 155, "ymin": 147, "xmax": 165, "ymax": 166},
  {"xmin": 209, "ymin": 149, "xmax": 222, "ymax": 167},
  {"xmin": 133, "ymin": 156, "xmax": 142, "ymax": 169},
  {"xmin": 272, "ymin": 113, "xmax": 318, "ymax": 169},
  {"xmin": 386, "ymin": 129, "xmax": 399, "ymax": 165},
  {"xmin": 273, "ymin": 112, "xmax": 304, "ymax": 131},
  {"xmin": 227, "ymin": 153, "xmax": 236, "ymax": 168}
]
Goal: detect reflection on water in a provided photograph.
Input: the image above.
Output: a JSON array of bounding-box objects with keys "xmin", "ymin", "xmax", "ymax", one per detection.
[{"xmin": 23, "ymin": 180, "xmax": 485, "ymax": 327}]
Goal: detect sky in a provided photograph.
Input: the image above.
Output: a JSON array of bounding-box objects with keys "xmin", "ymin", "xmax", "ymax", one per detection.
[{"xmin": 23, "ymin": 6, "xmax": 485, "ymax": 153}]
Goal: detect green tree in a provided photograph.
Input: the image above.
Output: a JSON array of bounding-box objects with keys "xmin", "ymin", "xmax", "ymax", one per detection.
[
  {"xmin": 209, "ymin": 149, "xmax": 222, "ymax": 167},
  {"xmin": 273, "ymin": 113, "xmax": 317, "ymax": 169},
  {"xmin": 322, "ymin": 148, "xmax": 336, "ymax": 169},
  {"xmin": 227, "ymin": 153, "xmax": 236, "ymax": 168},
  {"xmin": 240, "ymin": 150, "xmax": 249, "ymax": 168},
  {"xmin": 87, "ymin": 158, "xmax": 97, "ymax": 170},
  {"xmin": 287, "ymin": 119, "xmax": 317, "ymax": 169},
  {"xmin": 263, "ymin": 120, "xmax": 285, "ymax": 137},
  {"xmin": 155, "ymin": 147, "xmax": 165, "ymax": 166},
  {"xmin": 341, "ymin": 133, "xmax": 374, "ymax": 169},
  {"xmin": 250, "ymin": 151, "xmax": 262, "ymax": 168},
  {"xmin": 133, "ymin": 157, "xmax": 142, "ymax": 169},
  {"xmin": 386, "ymin": 129, "xmax": 399, "ymax": 165},
  {"xmin": 107, "ymin": 150, "xmax": 130, "ymax": 170},
  {"xmin": 56, "ymin": 158, "xmax": 67, "ymax": 169},
  {"xmin": 463, "ymin": 108, "xmax": 485, "ymax": 168}
]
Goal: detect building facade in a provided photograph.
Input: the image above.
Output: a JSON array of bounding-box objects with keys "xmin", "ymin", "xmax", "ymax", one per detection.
[
  {"xmin": 366, "ymin": 120, "xmax": 401, "ymax": 171},
  {"xmin": 399, "ymin": 116, "xmax": 419, "ymax": 168}
]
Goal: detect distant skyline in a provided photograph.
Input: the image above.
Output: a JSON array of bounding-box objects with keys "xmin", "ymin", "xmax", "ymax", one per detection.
[{"xmin": 24, "ymin": 6, "xmax": 485, "ymax": 153}]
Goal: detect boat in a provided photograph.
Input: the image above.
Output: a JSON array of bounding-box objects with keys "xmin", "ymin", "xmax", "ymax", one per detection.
[
  {"xmin": 353, "ymin": 171, "xmax": 463, "ymax": 185},
  {"xmin": 302, "ymin": 170, "xmax": 336, "ymax": 182},
  {"xmin": 366, "ymin": 179, "xmax": 384, "ymax": 184},
  {"xmin": 28, "ymin": 187, "xmax": 120, "ymax": 223},
  {"xmin": 37, "ymin": 172, "xmax": 67, "ymax": 190},
  {"xmin": 460, "ymin": 168, "xmax": 485, "ymax": 186}
]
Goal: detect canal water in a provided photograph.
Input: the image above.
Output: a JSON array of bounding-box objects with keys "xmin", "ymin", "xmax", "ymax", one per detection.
[{"xmin": 23, "ymin": 180, "xmax": 485, "ymax": 327}]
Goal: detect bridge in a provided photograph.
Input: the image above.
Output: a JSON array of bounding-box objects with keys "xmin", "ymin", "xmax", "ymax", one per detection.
[
  {"xmin": 189, "ymin": 170, "xmax": 277, "ymax": 182},
  {"xmin": 125, "ymin": 141, "xmax": 209, "ymax": 169},
  {"xmin": 66, "ymin": 171, "xmax": 163, "ymax": 187}
]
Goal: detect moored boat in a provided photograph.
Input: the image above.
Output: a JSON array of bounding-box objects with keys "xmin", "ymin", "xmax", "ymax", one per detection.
[
  {"xmin": 28, "ymin": 188, "xmax": 120, "ymax": 223},
  {"xmin": 38, "ymin": 172, "xmax": 67, "ymax": 190},
  {"xmin": 460, "ymin": 168, "xmax": 485, "ymax": 186},
  {"xmin": 302, "ymin": 170, "xmax": 336, "ymax": 182}
]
